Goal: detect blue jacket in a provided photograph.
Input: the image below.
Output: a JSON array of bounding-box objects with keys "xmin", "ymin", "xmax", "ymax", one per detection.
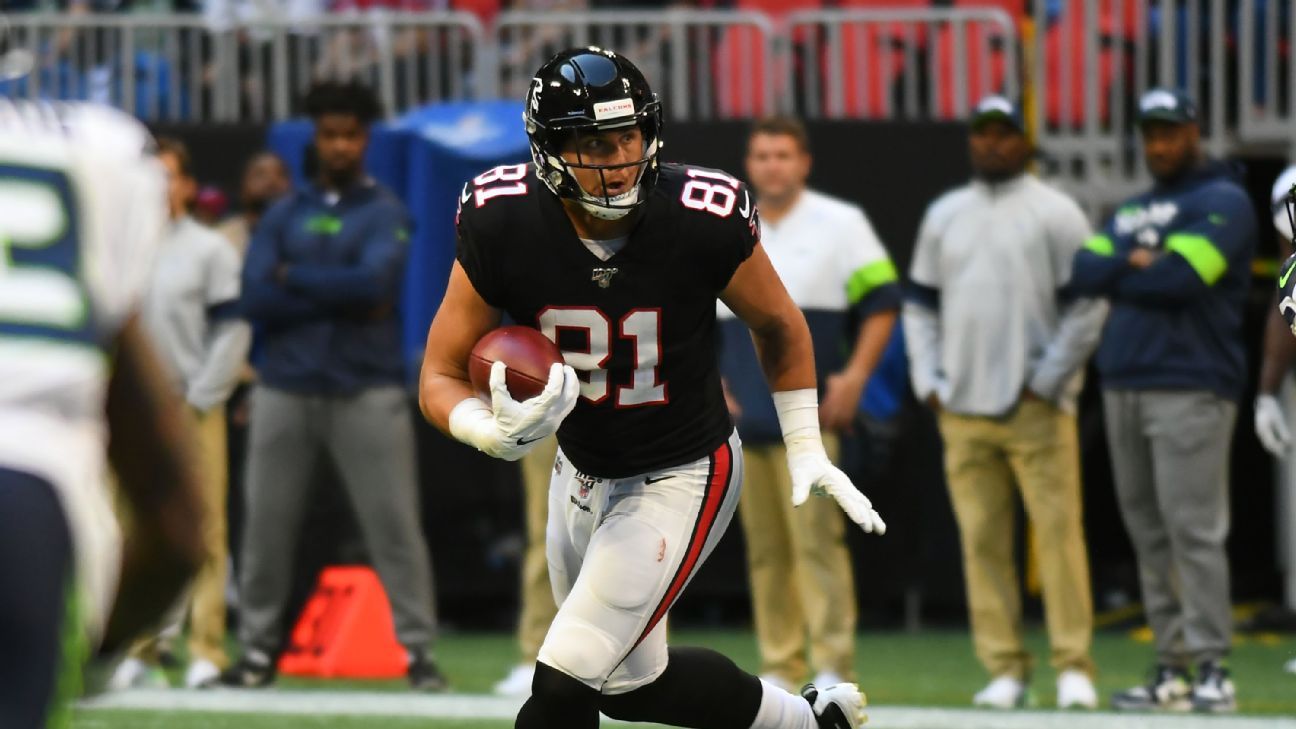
[
  {"xmin": 1070, "ymin": 161, "xmax": 1257, "ymax": 399},
  {"xmin": 241, "ymin": 180, "xmax": 411, "ymax": 395}
]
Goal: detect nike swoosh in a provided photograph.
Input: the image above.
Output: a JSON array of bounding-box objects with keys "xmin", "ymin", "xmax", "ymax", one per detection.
[
  {"xmin": 1281, "ymin": 263, "xmax": 1295, "ymax": 290},
  {"xmin": 644, "ymin": 475, "xmax": 675, "ymax": 485},
  {"xmin": 738, "ymin": 188, "xmax": 751, "ymax": 218},
  {"xmin": 516, "ymin": 435, "xmax": 543, "ymax": 446},
  {"xmin": 460, "ymin": 184, "xmax": 472, "ymax": 204}
]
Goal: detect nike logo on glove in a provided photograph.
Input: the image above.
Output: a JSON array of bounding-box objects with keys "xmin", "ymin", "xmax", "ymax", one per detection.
[
  {"xmin": 515, "ymin": 436, "xmax": 544, "ymax": 446},
  {"xmin": 644, "ymin": 475, "xmax": 675, "ymax": 485}
]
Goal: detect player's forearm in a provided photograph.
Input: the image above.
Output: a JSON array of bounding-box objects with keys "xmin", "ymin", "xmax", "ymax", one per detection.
[
  {"xmin": 749, "ymin": 308, "xmax": 817, "ymax": 393},
  {"xmin": 840, "ymin": 309, "xmax": 895, "ymax": 387},
  {"xmin": 103, "ymin": 320, "xmax": 206, "ymax": 652},
  {"xmin": 418, "ymin": 359, "xmax": 478, "ymax": 433}
]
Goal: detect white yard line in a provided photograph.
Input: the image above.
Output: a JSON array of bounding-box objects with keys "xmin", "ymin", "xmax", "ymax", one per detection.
[{"xmin": 80, "ymin": 689, "xmax": 1296, "ymax": 728}]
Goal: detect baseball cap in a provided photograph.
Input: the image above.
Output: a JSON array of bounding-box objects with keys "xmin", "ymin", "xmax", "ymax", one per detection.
[
  {"xmin": 969, "ymin": 95, "xmax": 1025, "ymax": 132},
  {"xmin": 1137, "ymin": 88, "xmax": 1198, "ymax": 125}
]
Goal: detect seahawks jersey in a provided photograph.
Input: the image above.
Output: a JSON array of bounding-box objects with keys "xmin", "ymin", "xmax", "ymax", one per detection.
[
  {"xmin": 0, "ymin": 101, "xmax": 166, "ymax": 640},
  {"xmin": 457, "ymin": 162, "xmax": 759, "ymax": 478}
]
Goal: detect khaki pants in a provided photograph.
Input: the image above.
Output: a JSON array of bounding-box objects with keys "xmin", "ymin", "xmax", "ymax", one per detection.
[
  {"xmin": 517, "ymin": 438, "xmax": 559, "ymax": 663},
  {"xmin": 129, "ymin": 406, "xmax": 229, "ymax": 667},
  {"xmin": 739, "ymin": 437, "xmax": 856, "ymax": 685},
  {"xmin": 938, "ymin": 400, "xmax": 1094, "ymax": 679}
]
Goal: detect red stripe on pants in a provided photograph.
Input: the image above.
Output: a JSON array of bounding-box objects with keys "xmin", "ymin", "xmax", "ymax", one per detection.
[{"xmin": 633, "ymin": 441, "xmax": 732, "ymax": 648}]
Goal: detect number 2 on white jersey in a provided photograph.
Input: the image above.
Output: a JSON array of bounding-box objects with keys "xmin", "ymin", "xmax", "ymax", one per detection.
[
  {"xmin": 0, "ymin": 166, "xmax": 87, "ymax": 340},
  {"xmin": 537, "ymin": 306, "xmax": 666, "ymax": 407}
]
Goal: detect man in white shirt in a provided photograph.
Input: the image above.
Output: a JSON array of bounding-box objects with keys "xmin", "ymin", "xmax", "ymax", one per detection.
[
  {"xmin": 112, "ymin": 137, "xmax": 251, "ymax": 690},
  {"xmin": 903, "ymin": 96, "xmax": 1106, "ymax": 709},
  {"xmin": 719, "ymin": 117, "xmax": 899, "ymax": 692}
]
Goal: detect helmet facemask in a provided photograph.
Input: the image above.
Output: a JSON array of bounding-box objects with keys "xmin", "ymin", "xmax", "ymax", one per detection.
[
  {"xmin": 1286, "ymin": 182, "xmax": 1296, "ymax": 242},
  {"xmin": 526, "ymin": 97, "xmax": 663, "ymax": 221}
]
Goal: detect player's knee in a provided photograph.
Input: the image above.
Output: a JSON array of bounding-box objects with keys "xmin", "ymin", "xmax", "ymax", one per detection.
[{"xmin": 537, "ymin": 620, "xmax": 620, "ymax": 685}]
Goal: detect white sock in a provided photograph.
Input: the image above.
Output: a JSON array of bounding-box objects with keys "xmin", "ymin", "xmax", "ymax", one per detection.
[{"xmin": 749, "ymin": 678, "xmax": 817, "ymax": 729}]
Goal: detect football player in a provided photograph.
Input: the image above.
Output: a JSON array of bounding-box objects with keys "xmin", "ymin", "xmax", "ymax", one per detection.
[
  {"xmin": 1276, "ymin": 181, "xmax": 1296, "ymax": 338},
  {"xmin": 419, "ymin": 48, "xmax": 883, "ymax": 729},
  {"xmin": 0, "ymin": 101, "xmax": 205, "ymax": 728}
]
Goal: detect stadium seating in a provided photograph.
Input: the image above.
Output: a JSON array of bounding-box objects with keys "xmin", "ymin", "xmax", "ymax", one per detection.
[
  {"xmin": 833, "ymin": 0, "xmax": 928, "ymax": 118},
  {"xmin": 1042, "ymin": 0, "xmax": 1132, "ymax": 128},
  {"xmin": 451, "ymin": 0, "xmax": 500, "ymax": 24},
  {"xmin": 935, "ymin": 20, "xmax": 1010, "ymax": 119}
]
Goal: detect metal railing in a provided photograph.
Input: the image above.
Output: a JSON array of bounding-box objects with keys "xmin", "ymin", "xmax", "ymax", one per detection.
[
  {"xmin": 785, "ymin": 8, "xmax": 1020, "ymax": 121},
  {"xmin": 0, "ymin": 10, "xmax": 487, "ymax": 122},
  {"xmin": 3, "ymin": 6, "xmax": 1296, "ymax": 211},
  {"xmin": 1031, "ymin": 0, "xmax": 1294, "ymax": 212},
  {"xmin": 492, "ymin": 9, "xmax": 777, "ymax": 121}
]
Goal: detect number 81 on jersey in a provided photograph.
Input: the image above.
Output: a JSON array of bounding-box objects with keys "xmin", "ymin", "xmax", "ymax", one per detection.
[{"xmin": 538, "ymin": 306, "xmax": 666, "ymax": 408}]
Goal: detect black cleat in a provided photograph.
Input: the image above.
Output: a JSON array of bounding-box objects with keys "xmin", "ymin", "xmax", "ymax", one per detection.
[
  {"xmin": 1111, "ymin": 664, "xmax": 1191, "ymax": 712},
  {"xmin": 218, "ymin": 650, "xmax": 276, "ymax": 688},
  {"xmin": 408, "ymin": 649, "xmax": 450, "ymax": 692},
  {"xmin": 1191, "ymin": 661, "xmax": 1236, "ymax": 713}
]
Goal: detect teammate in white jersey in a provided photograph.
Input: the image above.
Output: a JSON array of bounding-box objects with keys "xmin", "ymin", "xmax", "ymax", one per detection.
[{"xmin": 0, "ymin": 101, "xmax": 205, "ymax": 728}]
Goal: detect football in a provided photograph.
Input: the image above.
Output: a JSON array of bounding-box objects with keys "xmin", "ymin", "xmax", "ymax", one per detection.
[{"xmin": 468, "ymin": 326, "xmax": 566, "ymax": 402}]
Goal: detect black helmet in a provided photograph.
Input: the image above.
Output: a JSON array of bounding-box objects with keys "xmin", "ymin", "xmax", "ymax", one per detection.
[{"xmin": 524, "ymin": 47, "xmax": 663, "ymax": 220}]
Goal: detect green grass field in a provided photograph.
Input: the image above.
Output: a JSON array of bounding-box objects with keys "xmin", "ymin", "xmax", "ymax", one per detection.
[{"xmin": 73, "ymin": 629, "xmax": 1296, "ymax": 728}]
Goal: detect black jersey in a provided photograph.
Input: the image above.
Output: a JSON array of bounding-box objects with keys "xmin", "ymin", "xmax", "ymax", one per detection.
[{"xmin": 456, "ymin": 162, "xmax": 760, "ymax": 478}]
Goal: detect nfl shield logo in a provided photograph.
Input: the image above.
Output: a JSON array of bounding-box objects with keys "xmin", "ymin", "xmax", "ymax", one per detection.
[{"xmin": 591, "ymin": 268, "xmax": 618, "ymax": 288}]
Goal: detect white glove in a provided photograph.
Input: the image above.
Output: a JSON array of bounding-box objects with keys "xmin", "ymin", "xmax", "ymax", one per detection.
[
  {"xmin": 774, "ymin": 389, "xmax": 887, "ymax": 535},
  {"xmin": 449, "ymin": 361, "xmax": 579, "ymax": 461},
  {"xmin": 1255, "ymin": 393, "xmax": 1291, "ymax": 457}
]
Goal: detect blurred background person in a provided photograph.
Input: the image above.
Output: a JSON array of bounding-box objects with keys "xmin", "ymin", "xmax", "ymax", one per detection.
[
  {"xmin": 493, "ymin": 437, "xmax": 560, "ymax": 696},
  {"xmin": 217, "ymin": 151, "xmax": 292, "ymax": 258},
  {"xmin": 719, "ymin": 116, "xmax": 899, "ymax": 693},
  {"xmin": 221, "ymin": 80, "xmax": 445, "ymax": 692},
  {"xmin": 109, "ymin": 136, "xmax": 251, "ymax": 691},
  {"xmin": 1069, "ymin": 89, "xmax": 1257, "ymax": 712},
  {"xmin": 0, "ymin": 102, "xmax": 205, "ymax": 729},
  {"xmin": 904, "ymin": 96, "xmax": 1104, "ymax": 710},
  {"xmin": 1251, "ymin": 165, "xmax": 1296, "ymax": 678}
]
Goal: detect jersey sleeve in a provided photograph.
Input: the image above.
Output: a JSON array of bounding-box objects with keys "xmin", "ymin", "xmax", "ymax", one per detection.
[
  {"xmin": 454, "ymin": 181, "xmax": 504, "ymax": 308},
  {"xmin": 840, "ymin": 207, "xmax": 900, "ymax": 315},
  {"xmin": 707, "ymin": 180, "xmax": 760, "ymax": 291}
]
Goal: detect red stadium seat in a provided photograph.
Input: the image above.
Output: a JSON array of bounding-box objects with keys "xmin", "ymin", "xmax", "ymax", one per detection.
[
  {"xmin": 451, "ymin": 0, "xmax": 500, "ymax": 24},
  {"xmin": 832, "ymin": 0, "xmax": 928, "ymax": 117},
  {"xmin": 950, "ymin": 0, "xmax": 1025, "ymax": 16},
  {"xmin": 830, "ymin": 22, "xmax": 906, "ymax": 118},
  {"xmin": 1043, "ymin": 0, "xmax": 1130, "ymax": 128},
  {"xmin": 716, "ymin": 25, "xmax": 774, "ymax": 118},
  {"xmin": 736, "ymin": 0, "xmax": 822, "ymax": 16},
  {"xmin": 836, "ymin": 0, "xmax": 928, "ymax": 6},
  {"xmin": 935, "ymin": 21, "xmax": 1011, "ymax": 119}
]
